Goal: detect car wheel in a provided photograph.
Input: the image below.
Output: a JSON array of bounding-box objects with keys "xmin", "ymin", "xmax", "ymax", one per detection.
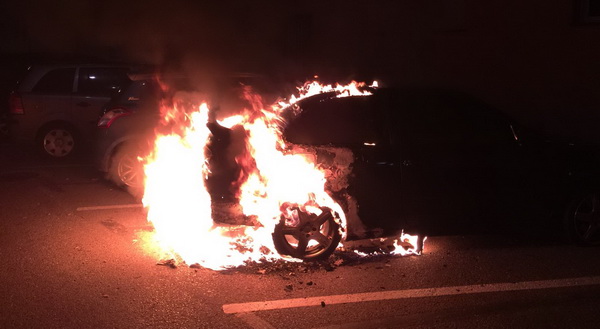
[
  {"xmin": 38, "ymin": 125, "xmax": 76, "ymax": 158},
  {"xmin": 564, "ymin": 191, "xmax": 600, "ymax": 246},
  {"xmin": 272, "ymin": 206, "xmax": 341, "ymax": 261},
  {"xmin": 109, "ymin": 145, "xmax": 144, "ymax": 196}
]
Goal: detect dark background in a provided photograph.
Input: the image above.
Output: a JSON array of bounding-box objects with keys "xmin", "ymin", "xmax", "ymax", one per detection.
[{"xmin": 1, "ymin": 0, "xmax": 600, "ymax": 142}]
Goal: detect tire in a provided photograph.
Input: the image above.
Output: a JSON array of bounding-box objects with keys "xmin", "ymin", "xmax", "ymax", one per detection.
[
  {"xmin": 37, "ymin": 124, "xmax": 77, "ymax": 158},
  {"xmin": 564, "ymin": 191, "xmax": 600, "ymax": 246},
  {"xmin": 109, "ymin": 144, "xmax": 144, "ymax": 198},
  {"xmin": 272, "ymin": 206, "xmax": 341, "ymax": 261}
]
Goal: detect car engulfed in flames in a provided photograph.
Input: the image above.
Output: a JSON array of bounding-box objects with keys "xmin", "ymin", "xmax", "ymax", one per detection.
[{"xmin": 139, "ymin": 80, "xmax": 423, "ymax": 270}]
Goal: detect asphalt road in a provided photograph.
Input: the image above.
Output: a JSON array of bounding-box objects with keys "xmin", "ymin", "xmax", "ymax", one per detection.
[{"xmin": 1, "ymin": 142, "xmax": 600, "ymax": 328}]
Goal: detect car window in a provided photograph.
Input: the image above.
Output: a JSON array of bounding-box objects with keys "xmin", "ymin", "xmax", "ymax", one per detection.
[
  {"xmin": 31, "ymin": 68, "xmax": 76, "ymax": 94},
  {"xmin": 284, "ymin": 96, "xmax": 380, "ymax": 146},
  {"xmin": 78, "ymin": 67, "xmax": 130, "ymax": 97},
  {"xmin": 400, "ymin": 97, "xmax": 468, "ymax": 145},
  {"xmin": 398, "ymin": 94, "xmax": 512, "ymax": 143},
  {"xmin": 127, "ymin": 80, "xmax": 163, "ymax": 113},
  {"xmin": 396, "ymin": 92, "xmax": 515, "ymax": 156}
]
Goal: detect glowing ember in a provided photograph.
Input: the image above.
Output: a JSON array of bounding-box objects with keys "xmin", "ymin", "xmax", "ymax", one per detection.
[
  {"xmin": 390, "ymin": 233, "xmax": 426, "ymax": 256},
  {"xmin": 140, "ymin": 80, "xmax": 423, "ymax": 270}
]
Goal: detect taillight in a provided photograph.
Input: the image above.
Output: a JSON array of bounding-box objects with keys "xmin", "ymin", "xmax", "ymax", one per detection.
[
  {"xmin": 9, "ymin": 92, "xmax": 24, "ymax": 114},
  {"xmin": 97, "ymin": 108, "xmax": 132, "ymax": 128}
]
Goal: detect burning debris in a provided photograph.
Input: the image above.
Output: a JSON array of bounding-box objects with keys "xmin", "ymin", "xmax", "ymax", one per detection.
[
  {"xmin": 138, "ymin": 80, "xmax": 424, "ymax": 270},
  {"xmin": 153, "ymin": 232, "xmax": 422, "ymax": 275},
  {"xmin": 343, "ymin": 232, "xmax": 426, "ymax": 256}
]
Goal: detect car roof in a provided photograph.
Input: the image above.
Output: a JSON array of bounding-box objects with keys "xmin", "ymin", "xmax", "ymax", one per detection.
[{"xmin": 289, "ymin": 86, "xmax": 516, "ymax": 124}]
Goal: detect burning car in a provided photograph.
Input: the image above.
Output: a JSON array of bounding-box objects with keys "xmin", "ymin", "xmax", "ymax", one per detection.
[{"xmin": 98, "ymin": 79, "xmax": 600, "ymax": 269}]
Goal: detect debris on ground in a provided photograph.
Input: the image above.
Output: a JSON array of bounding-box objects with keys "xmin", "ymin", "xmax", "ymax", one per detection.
[
  {"xmin": 342, "ymin": 236, "xmax": 420, "ymax": 254},
  {"xmin": 156, "ymin": 259, "xmax": 177, "ymax": 269},
  {"xmin": 181, "ymin": 234, "xmax": 424, "ymax": 274},
  {"xmin": 228, "ymin": 249, "xmax": 403, "ymax": 275}
]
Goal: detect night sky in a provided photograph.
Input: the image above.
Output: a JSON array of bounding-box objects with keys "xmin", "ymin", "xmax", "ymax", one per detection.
[{"xmin": 1, "ymin": 1, "xmax": 288, "ymax": 69}]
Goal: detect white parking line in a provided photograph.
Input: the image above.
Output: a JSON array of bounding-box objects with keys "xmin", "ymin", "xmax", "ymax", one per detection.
[
  {"xmin": 222, "ymin": 276, "xmax": 600, "ymax": 314},
  {"xmin": 76, "ymin": 204, "xmax": 143, "ymax": 211}
]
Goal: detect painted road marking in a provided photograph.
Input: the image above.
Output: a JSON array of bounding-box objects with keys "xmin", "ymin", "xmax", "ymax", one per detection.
[
  {"xmin": 222, "ymin": 275, "xmax": 600, "ymax": 314},
  {"xmin": 76, "ymin": 204, "xmax": 143, "ymax": 211}
]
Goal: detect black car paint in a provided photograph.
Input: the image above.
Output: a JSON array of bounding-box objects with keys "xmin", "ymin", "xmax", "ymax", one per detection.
[{"xmin": 283, "ymin": 89, "xmax": 598, "ymax": 238}]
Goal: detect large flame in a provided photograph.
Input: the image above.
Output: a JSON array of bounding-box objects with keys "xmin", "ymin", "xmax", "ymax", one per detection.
[
  {"xmin": 140, "ymin": 80, "xmax": 422, "ymax": 270},
  {"xmin": 232, "ymin": 89, "xmax": 348, "ymax": 239}
]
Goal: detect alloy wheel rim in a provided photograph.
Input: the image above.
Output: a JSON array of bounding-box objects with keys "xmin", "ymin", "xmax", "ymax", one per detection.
[
  {"xmin": 573, "ymin": 193, "xmax": 600, "ymax": 245},
  {"xmin": 117, "ymin": 154, "xmax": 143, "ymax": 188},
  {"xmin": 279, "ymin": 209, "xmax": 337, "ymax": 259}
]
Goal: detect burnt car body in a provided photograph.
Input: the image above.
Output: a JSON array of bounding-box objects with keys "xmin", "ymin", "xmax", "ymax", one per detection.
[
  {"xmin": 281, "ymin": 89, "xmax": 600, "ymax": 245},
  {"xmin": 287, "ymin": 89, "xmax": 532, "ymax": 238},
  {"xmin": 97, "ymin": 86, "xmax": 600, "ymax": 260}
]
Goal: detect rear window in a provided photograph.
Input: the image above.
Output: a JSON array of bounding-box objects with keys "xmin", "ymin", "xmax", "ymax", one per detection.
[
  {"xmin": 78, "ymin": 67, "xmax": 131, "ymax": 97},
  {"xmin": 123, "ymin": 80, "xmax": 161, "ymax": 101},
  {"xmin": 115, "ymin": 80, "xmax": 162, "ymax": 112},
  {"xmin": 32, "ymin": 68, "xmax": 76, "ymax": 94}
]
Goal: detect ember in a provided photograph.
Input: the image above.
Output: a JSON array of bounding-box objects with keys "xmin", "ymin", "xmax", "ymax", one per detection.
[{"xmin": 140, "ymin": 80, "xmax": 424, "ymax": 270}]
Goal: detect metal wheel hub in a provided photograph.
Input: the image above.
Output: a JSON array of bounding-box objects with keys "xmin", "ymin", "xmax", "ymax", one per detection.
[
  {"xmin": 301, "ymin": 223, "xmax": 330, "ymax": 238},
  {"xmin": 43, "ymin": 129, "xmax": 74, "ymax": 157}
]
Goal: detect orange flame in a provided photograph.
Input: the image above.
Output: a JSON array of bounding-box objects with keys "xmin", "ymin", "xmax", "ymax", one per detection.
[{"xmin": 235, "ymin": 114, "xmax": 348, "ymax": 238}]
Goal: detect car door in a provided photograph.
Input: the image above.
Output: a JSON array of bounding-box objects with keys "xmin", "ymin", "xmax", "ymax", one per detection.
[
  {"xmin": 284, "ymin": 94, "xmax": 403, "ymax": 233},
  {"xmin": 72, "ymin": 67, "xmax": 131, "ymax": 141},
  {"xmin": 391, "ymin": 91, "xmax": 522, "ymax": 235},
  {"xmin": 23, "ymin": 68, "xmax": 76, "ymax": 137}
]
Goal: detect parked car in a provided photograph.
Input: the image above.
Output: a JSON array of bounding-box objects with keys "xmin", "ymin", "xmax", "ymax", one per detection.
[
  {"xmin": 8, "ymin": 63, "xmax": 138, "ymax": 157},
  {"xmin": 96, "ymin": 85, "xmax": 600, "ymax": 260},
  {"xmin": 95, "ymin": 77, "xmax": 162, "ymax": 196}
]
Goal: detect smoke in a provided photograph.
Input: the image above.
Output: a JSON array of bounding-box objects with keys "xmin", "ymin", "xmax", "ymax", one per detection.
[{"xmin": 2, "ymin": 1, "xmax": 285, "ymax": 68}]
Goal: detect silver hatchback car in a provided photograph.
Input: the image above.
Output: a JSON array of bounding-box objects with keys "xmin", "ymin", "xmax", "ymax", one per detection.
[{"xmin": 8, "ymin": 63, "xmax": 135, "ymax": 158}]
